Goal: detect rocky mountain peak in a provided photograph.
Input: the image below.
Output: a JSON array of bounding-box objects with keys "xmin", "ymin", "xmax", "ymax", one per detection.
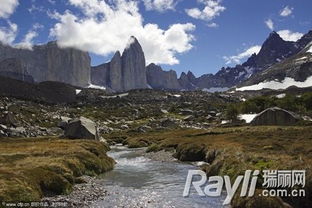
[
  {"xmin": 112, "ymin": 51, "xmax": 121, "ymax": 60},
  {"xmin": 91, "ymin": 36, "xmax": 147, "ymax": 92},
  {"xmin": 125, "ymin": 36, "xmax": 141, "ymax": 51},
  {"xmin": 146, "ymin": 63, "xmax": 181, "ymax": 90},
  {"xmin": 187, "ymin": 71, "xmax": 196, "ymax": 79},
  {"xmin": 121, "ymin": 36, "xmax": 147, "ymax": 91},
  {"xmin": 297, "ymin": 30, "xmax": 312, "ymax": 50},
  {"xmin": 252, "ymin": 30, "xmax": 297, "ymax": 70}
]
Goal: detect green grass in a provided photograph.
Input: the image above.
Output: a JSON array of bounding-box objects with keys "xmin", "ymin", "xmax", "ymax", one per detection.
[{"xmin": 0, "ymin": 137, "xmax": 115, "ymax": 202}]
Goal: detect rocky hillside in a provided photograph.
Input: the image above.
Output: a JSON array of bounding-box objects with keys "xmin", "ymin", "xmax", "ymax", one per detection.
[
  {"xmin": 91, "ymin": 37, "xmax": 147, "ymax": 92},
  {"xmin": 237, "ymin": 41, "xmax": 312, "ymax": 90},
  {"xmin": 0, "ymin": 41, "xmax": 91, "ymax": 87},
  {"xmin": 0, "ymin": 75, "xmax": 77, "ymax": 104}
]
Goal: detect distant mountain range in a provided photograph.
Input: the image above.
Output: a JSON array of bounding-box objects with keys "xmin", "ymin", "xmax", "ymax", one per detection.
[{"xmin": 0, "ymin": 30, "xmax": 311, "ymax": 92}]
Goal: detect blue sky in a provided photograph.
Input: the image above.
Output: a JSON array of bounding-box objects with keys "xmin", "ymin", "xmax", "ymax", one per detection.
[{"xmin": 0, "ymin": 0, "xmax": 311, "ymax": 77}]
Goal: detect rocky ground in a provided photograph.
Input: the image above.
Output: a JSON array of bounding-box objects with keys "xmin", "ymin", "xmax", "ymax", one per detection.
[
  {"xmin": 42, "ymin": 176, "xmax": 109, "ymax": 208},
  {"xmin": 0, "ymin": 89, "xmax": 238, "ymax": 139}
]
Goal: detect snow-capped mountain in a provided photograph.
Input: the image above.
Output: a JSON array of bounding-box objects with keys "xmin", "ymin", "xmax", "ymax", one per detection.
[
  {"xmin": 237, "ymin": 40, "xmax": 312, "ymax": 91},
  {"xmin": 180, "ymin": 30, "xmax": 312, "ymax": 91}
]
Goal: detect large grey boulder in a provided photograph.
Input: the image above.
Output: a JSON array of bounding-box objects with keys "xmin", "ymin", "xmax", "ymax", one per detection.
[
  {"xmin": 251, "ymin": 107, "xmax": 300, "ymax": 126},
  {"xmin": 146, "ymin": 63, "xmax": 181, "ymax": 90},
  {"xmin": 0, "ymin": 41, "xmax": 91, "ymax": 87},
  {"xmin": 64, "ymin": 117, "xmax": 99, "ymax": 140},
  {"xmin": 0, "ymin": 112, "xmax": 18, "ymax": 127}
]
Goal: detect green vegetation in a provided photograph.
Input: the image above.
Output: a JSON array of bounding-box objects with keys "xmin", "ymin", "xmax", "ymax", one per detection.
[
  {"xmin": 235, "ymin": 92, "xmax": 312, "ymax": 115},
  {"xmin": 0, "ymin": 138, "xmax": 115, "ymax": 202},
  {"xmin": 225, "ymin": 104, "xmax": 239, "ymax": 121}
]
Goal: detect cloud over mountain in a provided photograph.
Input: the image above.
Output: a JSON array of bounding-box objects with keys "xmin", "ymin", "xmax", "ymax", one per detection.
[
  {"xmin": 277, "ymin": 30, "xmax": 303, "ymax": 42},
  {"xmin": 223, "ymin": 45, "xmax": 261, "ymax": 64},
  {"xmin": 50, "ymin": 0, "xmax": 195, "ymax": 65}
]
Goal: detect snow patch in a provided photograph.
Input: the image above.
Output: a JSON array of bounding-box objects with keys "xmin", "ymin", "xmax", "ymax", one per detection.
[
  {"xmin": 296, "ymin": 56, "xmax": 307, "ymax": 61},
  {"xmin": 88, "ymin": 84, "xmax": 106, "ymax": 90},
  {"xmin": 276, "ymin": 93, "xmax": 286, "ymax": 99},
  {"xmin": 221, "ymin": 120, "xmax": 230, "ymax": 124},
  {"xmin": 236, "ymin": 76, "xmax": 312, "ymax": 91},
  {"xmin": 239, "ymin": 114, "xmax": 257, "ymax": 123},
  {"xmin": 202, "ymin": 87, "xmax": 229, "ymax": 93},
  {"xmin": 76, "ymin": 89, "xmax": 82, "ymax": 95},
  {"xmin": 102, "ymin": 93, "xmax": 129, "ymax": 99},
  {"xmin": 244, "ymin": 67, "xmax": 255, "ymax": 79}
]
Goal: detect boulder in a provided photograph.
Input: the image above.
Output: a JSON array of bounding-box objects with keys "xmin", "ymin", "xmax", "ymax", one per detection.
[
  {"xmin": 8, "ymin": 127, "xmax": 26, "ymax": 137},
  {"xmin": 174, "ymin": 144, "xmax": 207, "ymax": 162},
  {"xmin": 57, "ymin": 116, "xmax": 72, "ymax": 130},
  {"xmin": 160, "ymin": 118, "xmax": 179, "ymax": 128},
  {"xmin": 251, "ymin": 107, "xmax": 300, "ymax": 126},
  {"xmin": 64, "ymin": 117, "xmax": 99, "ymax": 140},
  {"xmin": 0, "ymin": 112, "xmax": 18, "ymax": 127}
]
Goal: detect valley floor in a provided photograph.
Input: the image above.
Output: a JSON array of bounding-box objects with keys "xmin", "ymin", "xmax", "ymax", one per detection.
[
  {"xmin": 0, "ymin": 89, "xmax": 311, "ymax": 207},
  {"xmin": 0, "ymin": 126, "xmax": 310, "ymax": 207}
]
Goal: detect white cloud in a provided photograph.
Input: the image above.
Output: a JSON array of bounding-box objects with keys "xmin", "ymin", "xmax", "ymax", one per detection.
[
  {"xmin": 0, "ymin": 21, "xmax": 18, "ymax": 45},
  {"xmin": 143, "ymin": 0, "xmax": 176, "ymax": 12},
  {"xmin": 15, "ymin": 24, "xmax": 43, "ymax": 49},
  {"xmin": 185, "ymin": 0, "xmax": 225, "ymax": 21},
  {"xmin": 48, "ymin": 0, "xmax": 56, "ymax": 4},
  {"xmin": 0, "ymin": 0, "xmax": 19, "ymax": 18},
  {"xmin": 223, "ymin": 45, "xmax": 261, "ymax": 65},
  {"xmin": 277, "ymin": 30, "xmax": 303, "ymax": 42},
  {"xmin": 265, "ymin": 19, "xmax": 274, "ymax": 30},
  {"xmin": 50, "ymin": 0, "xmax": 195, "ymax": 65},
  {"xmin": 28, "ymin": 4, "xmax": 45, "ymax": 13},
  {"xmin": 207, "ymin": 22, "xmax": 218, "ymax": 28},
  {"xmin": 280, "ymin": 6, "xmax": 293, "ymax": 17},
  {"xmin": 0, "ymin": 22, "xmax": 42, "ymax": 49},
  {"xmin": 15, "ymin": 30, "xmax": 38, "ymax": 50}
]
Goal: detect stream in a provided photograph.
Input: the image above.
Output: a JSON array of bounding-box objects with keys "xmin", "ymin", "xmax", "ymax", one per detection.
[{"xmin": 92, "ymin": 145, "xmax": 227, "ymax": 208}]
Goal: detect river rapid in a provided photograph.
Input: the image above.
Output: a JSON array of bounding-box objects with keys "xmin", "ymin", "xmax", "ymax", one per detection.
[{"xmin": 92, "ymin": 145, "xmax": 227, "ymax": 208}]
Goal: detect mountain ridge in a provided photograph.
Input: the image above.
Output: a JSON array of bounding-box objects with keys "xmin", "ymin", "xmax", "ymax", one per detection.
[{"xmin": 0, "ymin": 30, "xmax": 311, "ymax": 92}]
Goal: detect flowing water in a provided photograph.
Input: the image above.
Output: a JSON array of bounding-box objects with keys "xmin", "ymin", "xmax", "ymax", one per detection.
[{"xmin": 93, "ymin": 145, "xmax": 227, "ymax": 208}]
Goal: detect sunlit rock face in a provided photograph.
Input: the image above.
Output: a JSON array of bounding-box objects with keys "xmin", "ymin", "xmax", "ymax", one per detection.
[{"xmin": 0, "ymin": 41, "xmax": 91, "ymax": 87}]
